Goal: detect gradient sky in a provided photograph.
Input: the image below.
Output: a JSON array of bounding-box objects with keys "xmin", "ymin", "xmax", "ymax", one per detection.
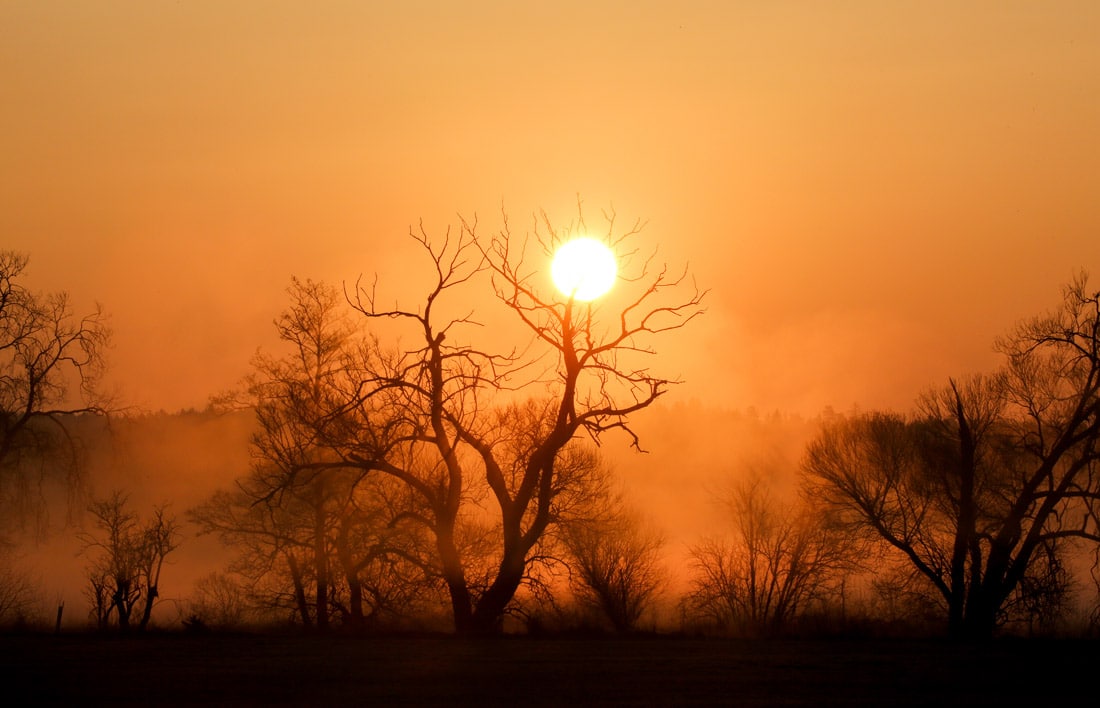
[{"xmin": 4, "ymin": 1, "xmax": 1098, "ymax": 415}]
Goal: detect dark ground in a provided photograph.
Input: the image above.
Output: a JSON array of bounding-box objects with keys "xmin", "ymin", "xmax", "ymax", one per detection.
[{"xmin": 2, "ymin": 633, "xmax": 1097, "ymax": 706}]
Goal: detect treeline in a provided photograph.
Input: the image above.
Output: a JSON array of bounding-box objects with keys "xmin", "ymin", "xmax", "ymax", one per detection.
[
  {"xmin": 72, "ymin": 282, "xmax": 1100, "ymax": 640},
  {"xmin": 0, "ymin": 399, "xmax": 823, "ymax": 635},
  {"xmin": 4, "ymin": 228, "xmax": 1100, "ymax": 639},
  {"xmin": 45, "ymin": 391, "xmax": 1100, "ymax": 640}
]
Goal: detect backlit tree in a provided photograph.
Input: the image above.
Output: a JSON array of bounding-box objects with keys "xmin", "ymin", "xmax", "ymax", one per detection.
[
  {"xmin": 305, "ymin": 206, "xmax": 704, "ymax": 634},
  {"xmin": 79, "ymin": 491, "xmax": 179, "ymax": 632},
  {"xmin": 0, "ymin": 251, "xmax": 109, "ymax": 529},
  {"xmin": 803, "ymin": 274, "xmax": 1100, "ymax": 639}
]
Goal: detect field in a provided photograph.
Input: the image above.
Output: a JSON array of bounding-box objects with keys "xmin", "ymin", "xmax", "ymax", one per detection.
[{"xmin": 3, "ymin": 633, "xmax": 1098, "ymax": 706}]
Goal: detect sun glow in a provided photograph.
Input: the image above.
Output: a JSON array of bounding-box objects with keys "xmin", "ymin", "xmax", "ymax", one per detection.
[{"xmin": 550, "ymin": 238, "xmax": 618, "ymax": 301}]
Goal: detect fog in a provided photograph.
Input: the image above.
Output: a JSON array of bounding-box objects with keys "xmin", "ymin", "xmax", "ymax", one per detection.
[
  {"xmin": 7, "ymin": 402, "xmax": 820, "ymax": 628},
  {"xmin": 11, "ymin": 412, "xmax": 254, "ymax": 627}
]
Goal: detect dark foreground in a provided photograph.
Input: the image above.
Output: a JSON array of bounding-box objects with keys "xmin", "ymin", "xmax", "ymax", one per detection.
[{"xmin": 2, "ymin": 633, "xmax": 1098, "ymax": 706}]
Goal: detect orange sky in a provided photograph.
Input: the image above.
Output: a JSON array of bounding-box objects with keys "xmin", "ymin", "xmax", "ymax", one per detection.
[{"xmin": 3, "ymin": 1, "xmax": 1098, "ymax": 415}]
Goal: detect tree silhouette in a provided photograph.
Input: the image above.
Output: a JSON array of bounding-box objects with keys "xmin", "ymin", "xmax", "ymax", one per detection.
[
  {"xmin": 562, "ymin": 495, "xmax": 666, "ymax": 633},
  {"xmin": 0, "ymin": 251, "xmax": 109, "ymax": 529},
  {"xmin": 192, "ymin": 278, "xmax": 438, "ymax": 630},
  {"xmin": 684, "ymin": 471, "xmax": 854, "ymax": 636},
  {"xmin": 188, "ymin": 572, "xmax": 252, "ymax": 630},
  {"xmin": 78, "ymin": 491, "xmax": 179, "ymax": 632},
  {"xmin": 0, "ymin": 543, "xmax": 39, "ymax": 626},
  {"xmin": 236, "ymin": 207, "xmax": 704, "ymax": 634},
  {"xmin": 803, "ymin": 273, "xmax": 1100, "ymax": 639}
]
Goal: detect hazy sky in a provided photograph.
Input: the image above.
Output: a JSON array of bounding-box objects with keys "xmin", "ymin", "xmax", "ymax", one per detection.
[{"xmin": 4, "ymin": 1, "xmax": 1098, "ymax": 415}]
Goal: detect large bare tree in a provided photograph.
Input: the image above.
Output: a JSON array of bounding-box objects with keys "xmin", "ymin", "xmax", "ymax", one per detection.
[
  {"xmin": 324, "ymin": 207, "xmax": 705, "ymax": 634},
  {"xmin": 803, "ymin": 274, "xmax": 1100, "ymax": 639},
  {"xmin": 0, "ymin": 251, "xmax": 109, "ymax": 527}
]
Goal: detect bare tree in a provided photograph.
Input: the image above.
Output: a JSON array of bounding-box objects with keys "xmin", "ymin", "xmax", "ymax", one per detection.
[
  {"xmin": 864, "ymin": 562, "xmax": 948, "ymax": 633},
  {"xmin": 78, "ymin": 491, "xmax": 180, "ymax": 632},
  {"xmin": 191, "ymin": 484, "xmax": 318, "ymax": 627},
  {"xmin": 192, "ymin": 278, "xmax": 439, "ymax": 630},
  {"xmin": 561, "ymin": 496, "xmax": 666, "ymax": 633},
  {"xmin": 325, "ymin": 206, "xmax": 705, "ymax": 634},
  {"xmin": 192, "ymin": 462, "xmax": 439, "ymax": 630},
  {"xmin": 684, "ymin": 472, "xmax": 855, "ymax": 637},
  {"xmin": 230, "ymin": 276, "xmax": 357, "ymax": 629},
  {"xmin": 0, "ymin": 544, "xmax": 40, "ymax": 627},
  {"xmin": 188, "ymin": 572, "xmax": 253, "ymax": 630},
  {"xmin": 0, "ymin": 251, "xmax": 110, "ymax": 529},
  {"xmin": 802, "ymin": 273, "xmax": 1100, "ymax": 639}
]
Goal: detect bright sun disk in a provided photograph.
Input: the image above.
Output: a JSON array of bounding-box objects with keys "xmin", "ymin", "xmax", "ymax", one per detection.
[{"xmin": 551, "ymin": 238, "xmax": 617, "ymax": 301}]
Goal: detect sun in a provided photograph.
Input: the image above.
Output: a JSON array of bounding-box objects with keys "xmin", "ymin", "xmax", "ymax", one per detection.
[{"xmin": 551, "ymin": 237, "xmax": 618, "ymax": 301}]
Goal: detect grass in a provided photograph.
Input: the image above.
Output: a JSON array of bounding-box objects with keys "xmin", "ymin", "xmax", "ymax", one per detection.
[{"xmin": 2, "ymin": 632, "xmax": 1098, "ymax": 706}]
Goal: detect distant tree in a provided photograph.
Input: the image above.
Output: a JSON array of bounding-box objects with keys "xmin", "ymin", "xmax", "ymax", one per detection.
[
  {"xmin": 802, "ymin": 273, "xmax": 1100, "ymax": 639},
  {"xmin": 318, "ymin": 207, "xmax": 705, "ymax": 634},
  {"xmin": 78, "ymin": 491, "xmax": 180, "ymax": 632},
  {"xmin": 0, "ymin": 251, "xmax": 110, "ymax": 529},
  {"xmin": 188, "ymin": 572, "xmax": 252, "ymax": 630},
  {"xmin": 684, "ymin": 472, "xmax": 856, "ymax": 637},
  {"xmin": 863, "ymin": 563, "xmax": 948, "ymax": 633},
  {"xmin": 0, "ymin": 544, "xmax": 40, "ymax": 627},
  {"xmin": 561, "ymin": 493, "xmax": 666, "ymax": 633},
  {"xmin": 192, "ymin": 463, "xmax": 439, "ymax": 630},
  {"xmin": 192, "ymin": 278, "xmax": 439, "ymax": 630},
  {"xmin": 190, "ymin": 484, "xmax": 315, "ymax": 626}
]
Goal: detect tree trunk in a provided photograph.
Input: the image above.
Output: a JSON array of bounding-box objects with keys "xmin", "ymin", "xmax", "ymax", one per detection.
[
  {"xmin": 114, "ymin": 581, "xmax": 132, "ymax": 633},
  {"xmin": 436, "ymin": 528, "xmax": 475, "ymax": 634},
  {"xmin": 286, "ymin": 554, "xmax": 313, "ymax": 627},
  {"xmin": 961, "ymin": 602, "xmax": 998, "ymax": 640},
  {"xmin": 952, "ymin": 583, "xmax": 1000, "ymax": 641},
  {"xmin": 468, "ymin": 548, "xmax": 527, "ymax": 635},
  {"xmin": 946, "ymin": 382, "xmax": 981, "ymax": 642},
  {"xmin": 138, "ymin": 584, "xmax": 158, "ymax": 630},
  {"xmin": 335, "ymin": 529, "xmax": 364, "ymax": 630},
  {"xmin": 314, "ymin": 532, "xmax": 329, "ymax": 631}
]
